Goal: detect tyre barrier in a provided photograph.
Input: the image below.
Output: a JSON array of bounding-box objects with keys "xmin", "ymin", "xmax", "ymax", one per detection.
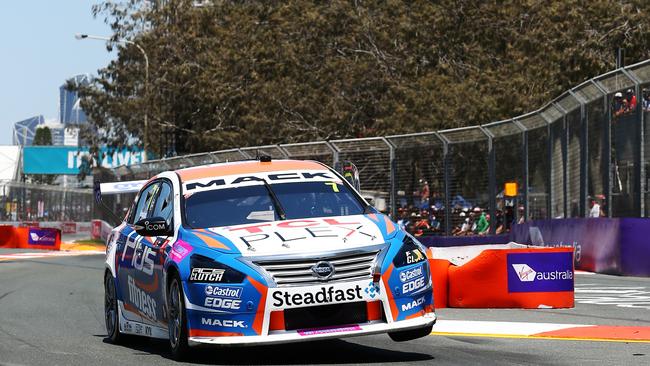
[
  {"xmin": 427, "ymin": 243, "xmax": 574, "ymax": 309},
  {"xmin": 0, "ymin": 225, "xmax": 61, "ymax": 251}
]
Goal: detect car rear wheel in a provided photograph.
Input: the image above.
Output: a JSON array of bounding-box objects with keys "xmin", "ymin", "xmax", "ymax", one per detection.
[
  {"xmin": 104, "ymin": 273, "xmax": 122, "ymax": 343},
  {"xmin": 168, "ymin": 275, "xmax": 189, "ymax": 360},
  {"xmin": 388, "ymin": 323, "xmax": 433, "ymax": 342}
]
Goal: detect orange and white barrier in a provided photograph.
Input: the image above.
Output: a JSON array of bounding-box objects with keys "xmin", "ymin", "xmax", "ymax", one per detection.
[
  {"xmin": 0, "ymin": 225, "xmax": 61, "ymax": 251},
  {"xmin": 428, "ymin": 243, "xmax": 574, "ymax": 309}
]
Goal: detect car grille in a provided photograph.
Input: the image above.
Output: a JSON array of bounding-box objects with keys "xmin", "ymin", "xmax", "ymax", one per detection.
[
  {"xmin": 253, "ymin": 249, "xmax": 381, "ymax": 287},
  {"xmin": 284, "ymin": 301, "xmax": 368, "ymax": 331}
]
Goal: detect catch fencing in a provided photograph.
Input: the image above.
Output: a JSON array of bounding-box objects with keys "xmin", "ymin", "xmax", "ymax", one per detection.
[
  {"xmin": 0, "ymin": 181, "xmax": 94, "ymax": 222},
  {"xmin": 12, "ymin": 60, "xmax": 650, "ymax": 236}
]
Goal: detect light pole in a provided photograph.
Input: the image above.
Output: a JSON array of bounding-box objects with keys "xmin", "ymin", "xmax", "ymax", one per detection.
[{"xmin": 75, "ymin": 33, "xmax": 150, "ymax": 161}]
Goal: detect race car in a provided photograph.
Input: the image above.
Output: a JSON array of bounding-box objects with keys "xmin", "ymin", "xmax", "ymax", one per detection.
[{"xmin": 98, "ymin": 157, "xmax": 436, "ymax": 359}]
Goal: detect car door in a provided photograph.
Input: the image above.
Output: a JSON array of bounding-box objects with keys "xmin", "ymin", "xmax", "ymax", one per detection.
[
  {"xmin": 135, "ymin": 179, "xmax": 175, "ymax": 327},
  {"xmin": 116, "ymin": 182, "xmax": 160, "ymax": 325}
]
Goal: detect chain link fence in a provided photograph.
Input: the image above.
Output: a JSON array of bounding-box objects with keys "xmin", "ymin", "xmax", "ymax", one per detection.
[
  {"xmin": 0, "ymin": 181, "xmax": 93, "ymax": 222},
  {"xmin": 100, "ymin": 59, "xmax": 650, "ymax": 236},
  {"xmin": 9, "ymin": 60, "xmax": 650, "ymax": 235}
]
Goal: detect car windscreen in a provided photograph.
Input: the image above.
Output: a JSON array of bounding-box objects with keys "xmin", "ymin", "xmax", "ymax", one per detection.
[{"xmin": 184, "ymin": 181, "xmax": 365, "ymax": 229}]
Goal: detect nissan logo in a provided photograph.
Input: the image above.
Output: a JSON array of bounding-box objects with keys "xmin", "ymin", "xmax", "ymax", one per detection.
[{"xmin": 311, "ymin": 261, "xmax": 335, "ymax": 280}]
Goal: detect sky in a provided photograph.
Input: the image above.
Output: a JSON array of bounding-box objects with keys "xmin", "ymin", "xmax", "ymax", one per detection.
[{"xmin": 0, "ymin": 1, "xmax": 116, "ymax": 145}]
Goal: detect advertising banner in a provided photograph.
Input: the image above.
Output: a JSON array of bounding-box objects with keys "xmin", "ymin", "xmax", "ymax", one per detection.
[
  {"xmin": 23, "ymin": 146, "xmax": 145, "ymax": 175},
  {"xmin": 511, "ymin": 218, "xmax": 650, "ymax": 276},
  {"xmin": 27, "ymin": 228, "xmax": 58, "ymax": 246},
  {"xmin": 619, "ymin": 218, "xmax": 650, "ymax": 277},
  {"xmin": 510, "ymin": 218, "xmax": 621, "ymax": 274},
  {"xmin": 507, "ymin": 252, "xmax": 574, "ymax": 293}
]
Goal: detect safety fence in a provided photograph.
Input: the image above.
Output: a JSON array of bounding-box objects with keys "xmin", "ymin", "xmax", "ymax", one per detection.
[
  {"xmin": 104, "ymin": 59, "xmax": 650, "ymax": 236},
  {"xmin": 9, "ymin": 60, "xmax": 650, "ymax": 236},
  {"xmin": 0, "ymin": 181, "xmax": 94, "ymax": 223}
]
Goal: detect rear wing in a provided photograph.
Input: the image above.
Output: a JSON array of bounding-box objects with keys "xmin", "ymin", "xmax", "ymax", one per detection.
[{"xmin": 95, "ymin": 180, "xmax": 147, "ymax": 197}]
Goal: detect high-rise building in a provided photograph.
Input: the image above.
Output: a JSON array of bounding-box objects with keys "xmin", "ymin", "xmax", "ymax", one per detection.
[
  {"xmin": 12, "ymin": 115, "xmax": 44, "ymax": 146},
  {"xmin": 60, "ymin": 74, "xmax": 90, "ymax": 125}
]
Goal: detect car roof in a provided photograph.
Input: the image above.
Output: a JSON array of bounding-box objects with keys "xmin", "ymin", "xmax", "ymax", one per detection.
[{"xmin": 175, "ymin": 159, "xmax": 328, "ymax": 182}]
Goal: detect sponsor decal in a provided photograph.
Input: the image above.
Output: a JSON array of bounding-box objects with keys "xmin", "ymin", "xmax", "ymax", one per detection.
[
  {"xmin": 204, "ymin": 297, "xmax": 242, "ymax": 310},
  {"xmin": 271, "ymin": 284, "xmax": 364, "ymax": 308},
  {"xmin": 190, "ymin": 268, "xmax": 225, "ymax": 282},
  {"xmin": 221, "ymin": 217, "xmax": 378, "ymax": 248},
  {"xmin": 205, "ymin": 285, "xmax": 243, "ymax": 299},
  {"xmin": 170, "ymin": 240, "xmax": 193, "ymax": 262},
  {"xmin": 201, "ymin": 317, "xmax": 248, "ymax": 328},
  {"xmin": 121, "ymin": 236, "xmax": 156, "ymax": 275},
  {"xmin": 364, "ymin": 281, "xmax": 380, "ymax": 299},
  {"xmin": 399, "ymin": 265, "xmax": 424, "ymax": 283},
  {"xmin": 311, "ymin": 261, "xmax": 335, "ymax": 280},
  {"xmin": 133, "ymin": 323, "xmax": 153, "ymax": 336},
  {"xmin": 507, "ymin": 252, "xmax": 574, "ymax": 293},
  {"xmin": 401, "ymin": 296, "xmax": 425, "ymax": 312},
  {"xmin": 405, "ymin": 248, "xmax": 426, "ymax": 265},
  {"xmin": 27, "ymin": 228, "xmax": 57, "ymax": 246},
  {"xmin": 298, "ymin": 325, "xmax": 362, "ymax": 336},
  {"xmin": 185, "ymin": 171, "xmax": 337, "ymax": 191},
  {"xmin": 127, "ymin": 275, "xmax": 157, "ymax": 320},
  {"xmin": 401, "ymin": 276, "xmax": 427, "ymax": 295}
]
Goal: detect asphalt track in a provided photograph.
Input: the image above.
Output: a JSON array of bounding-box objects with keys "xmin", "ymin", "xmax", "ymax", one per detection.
[{"xmin": 0, "ymin": 249, "xmax": 648, "ymax": 366}]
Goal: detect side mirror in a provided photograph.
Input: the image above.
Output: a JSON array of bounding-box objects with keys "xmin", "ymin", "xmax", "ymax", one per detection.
[{"xmin": 134, "ymin": 217, "xmax": 172, "ymax": 237}]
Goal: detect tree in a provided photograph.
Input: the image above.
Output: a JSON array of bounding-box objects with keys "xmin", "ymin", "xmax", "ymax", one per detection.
[
  {"xmin": 30, "ymin": 127, "xmax": 57, "ymax": 185},
  {"xmin": 72, "ymin": 0, "xmax": 650, "ymax": 156}
]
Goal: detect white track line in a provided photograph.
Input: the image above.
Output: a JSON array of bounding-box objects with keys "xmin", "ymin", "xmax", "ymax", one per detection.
[{"xmin": 432, "ymin": 320, "xmax": 586, "ymax": 336}]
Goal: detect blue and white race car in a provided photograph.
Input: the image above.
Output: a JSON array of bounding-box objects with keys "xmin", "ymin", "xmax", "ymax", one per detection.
[{"xmin": 98, "ymin": 158, "xmax": 436, "ymax": 359}]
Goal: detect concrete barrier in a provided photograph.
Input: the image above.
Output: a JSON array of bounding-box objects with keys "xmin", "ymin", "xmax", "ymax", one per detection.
[
  {"xmin": 427, "ymin": 243, "xmax": 574, "ymax": 309},
  {"xmin": 0, "ymin": 226, "xmax": 61, "ymax": 250}
]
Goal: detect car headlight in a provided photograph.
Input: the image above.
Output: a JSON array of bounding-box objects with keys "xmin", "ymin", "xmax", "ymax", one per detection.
[
  {"xmin": 189, "ymin": 254, "xmax": 246, "ymax": 283},
  {"xmin": 392, "ymin": 235, "xmax": 428, "ymax": 268}
]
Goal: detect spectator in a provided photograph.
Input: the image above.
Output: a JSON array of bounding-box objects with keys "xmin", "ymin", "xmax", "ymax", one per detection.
[
  {"xmin": 475, "ymin": 212, "xmax": 489, "ymax": 235},
  {"xmin": 588, "ymin": 198, "xmax": 602, "ymax": 218},
  {"xmin": 643, "ymin": 89, "xmax": 650, "ymax": 112},
  {"xmin": 625, "ymin": 89, "xmax": 637, "ymax": 112},
  {"xmin": 420, "ymin": 180, "xmax": 430, "ymax": 209},
  {"xmin": 613, "ymin": 92, "xmax": 626, "ymax": 117}
]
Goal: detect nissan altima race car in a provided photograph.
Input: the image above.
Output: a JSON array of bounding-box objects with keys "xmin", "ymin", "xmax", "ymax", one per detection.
[{"xmin": 98, "ymin": 158, "xmax": 436, "ymax": 359}]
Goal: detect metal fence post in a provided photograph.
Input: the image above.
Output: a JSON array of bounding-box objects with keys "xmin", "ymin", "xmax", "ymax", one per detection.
[
  {"xmin": 591, "ymin": 80, "xmax": 611, "ymax": 217},
  {"xmin": 513, "ymin": 119, "xmax": 528, "ymax": 221},
  {"xmin": 437, "ymin": 134, "xmax": 452, "ymax": 235},
  {"xmin": 553, "ymin": 102, "xmax": 569, "ymax": 217},
  {"xmin": 383, "ymin": 138, "xmax": 398, "ymax": 220},
  {"xmin": 325, "ymin": 141, "xmax": 340, "ymax": 171},
  {"xmin": 622, "ymin": 68, "xmax": 644, "ymax": 216},
  {"xmin": 481, "ymin": 127, "xmax": 497, "ymax": 234},
  {"xmin": 569, "ymin": 90, "xmax": 588, "ymax": 217}
]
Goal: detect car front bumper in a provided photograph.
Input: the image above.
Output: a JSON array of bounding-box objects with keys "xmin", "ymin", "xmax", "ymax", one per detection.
[{"xmin": 188, "ymin": 312, "xmax": 436, "ymax": 346}]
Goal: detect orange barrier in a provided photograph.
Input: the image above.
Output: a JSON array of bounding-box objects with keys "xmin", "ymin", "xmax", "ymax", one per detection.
[
  {"xmin": 0, "ymin": 226, "xmax": 61, "ymax": 251},
  {"xmin": 446, "ymin": 246, "xmax": 574, "ymax": 308},
  {"xmin": 428, "ymin": 257, "xmax": 450, "ymax": 309}
]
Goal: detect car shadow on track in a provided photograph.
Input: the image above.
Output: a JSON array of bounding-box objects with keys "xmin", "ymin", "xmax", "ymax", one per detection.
[{"xmin": 101, "ymin": 335, "xmax": 434, "ymax": 364}]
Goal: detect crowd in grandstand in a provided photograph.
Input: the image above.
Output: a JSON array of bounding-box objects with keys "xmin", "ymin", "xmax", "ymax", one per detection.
[{"xmin": 396, "ymin": 205, "xmax": 521, "ymax": 237}]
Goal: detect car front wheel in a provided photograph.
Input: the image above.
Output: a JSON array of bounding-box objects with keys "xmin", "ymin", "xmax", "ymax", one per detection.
[
  {"xmin": 104, "ymin": 272, "xmax": 122, "ymax": 343},
  {"xmin": 168, "ymin": 275, "xmax": 189, "ymax": 360}
]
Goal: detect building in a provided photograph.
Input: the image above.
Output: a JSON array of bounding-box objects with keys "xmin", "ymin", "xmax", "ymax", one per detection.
[
  {"xmin": 12, "ymin": 115, "xmax": 44, "ymax": 146},
  {"xmin": 59, "ymin": 74, "xmax": 90, "ymax": 125}
]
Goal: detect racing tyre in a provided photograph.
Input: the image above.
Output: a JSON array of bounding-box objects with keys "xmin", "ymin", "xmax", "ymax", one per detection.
[
  {"xmin": 104, "ymin": 273, "xmax": 122, "ymax": 343},
  {"xmin": 388, "ymin": 324, "xmax": 433, "ymax": 342},
  {"xmin": 168, "ymin": 275, "xmax": 189, "ymax": 360}
]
